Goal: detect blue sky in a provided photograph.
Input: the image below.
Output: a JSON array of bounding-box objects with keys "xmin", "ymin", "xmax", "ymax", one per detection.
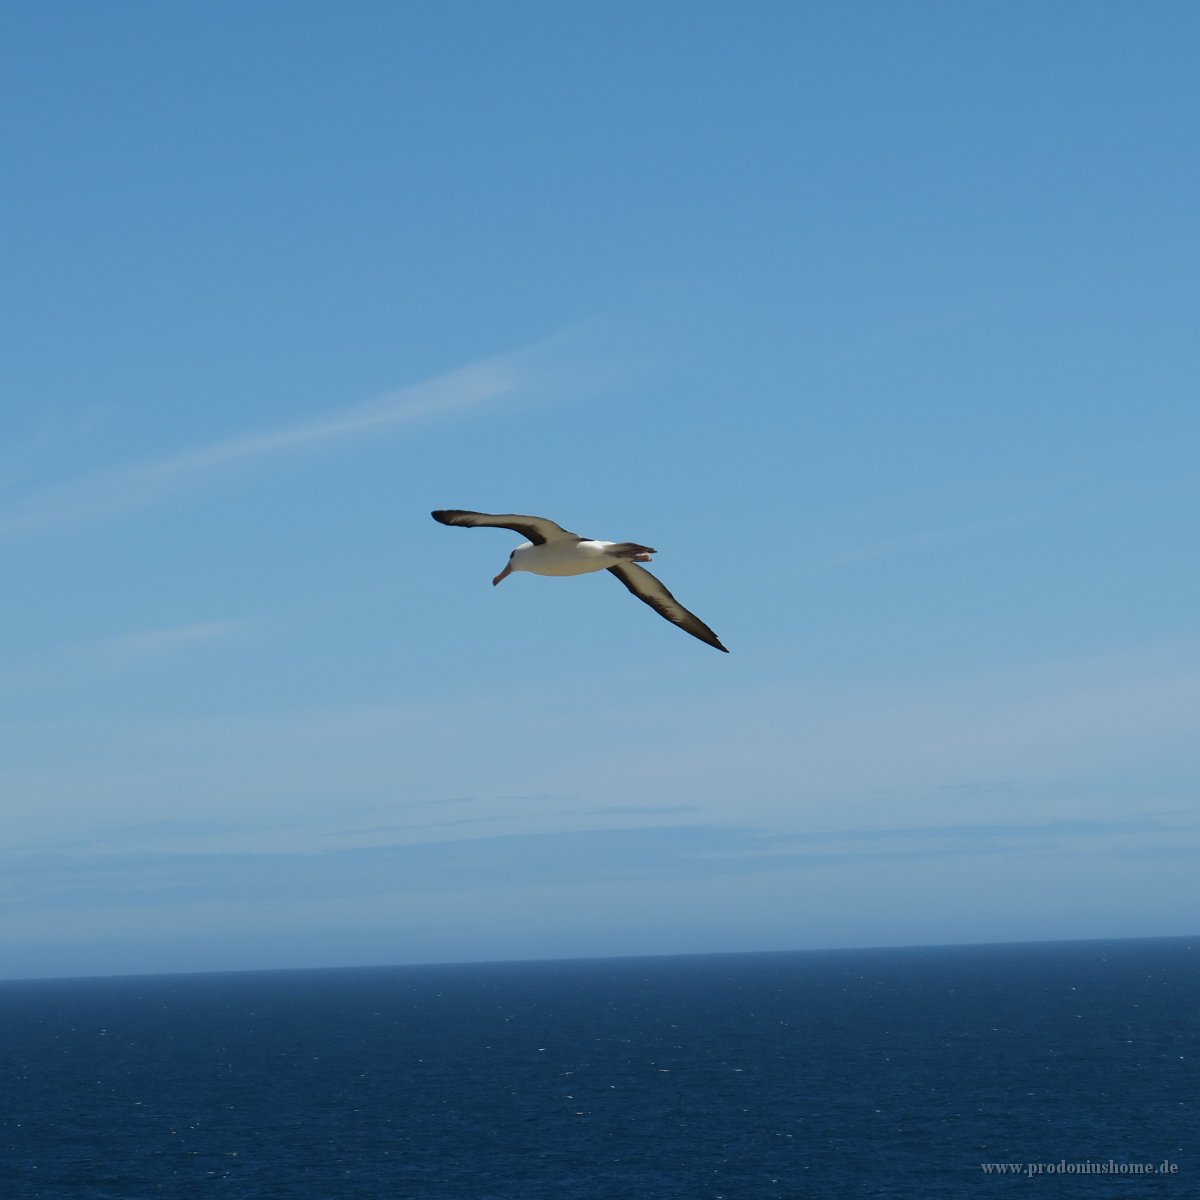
[{"xmin": 2, "ymin": 1, "xmax": 1197, "ymax": 979}]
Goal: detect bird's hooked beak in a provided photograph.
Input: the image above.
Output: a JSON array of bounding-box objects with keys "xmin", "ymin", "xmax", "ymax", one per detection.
[{"xmin": 492, "ymin": 563, "xmax": 512, "ymax": 587}]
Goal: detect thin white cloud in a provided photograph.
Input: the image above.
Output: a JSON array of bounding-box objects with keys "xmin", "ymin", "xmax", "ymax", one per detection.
[
  {"xmin": 827, "ymin": 510, "xmax": 1042, "ymax": 566},
  {"xmin": 0, "ymin": 618, "xmax": 247, "ymax": 693},
  {"xmin": 0, "ymin": 334, "xmax": 571, "ymax": 540},
  {"xmin": 0, "ymin": 405, "xmax": 114, "ymax": 496},
  {"xmin": 86, "ymin": 619, "xmax": 247, "ymax": 665},
  {"xmin": 825, "ymin": 481, "xmax": 1195, "ymax": 567}
]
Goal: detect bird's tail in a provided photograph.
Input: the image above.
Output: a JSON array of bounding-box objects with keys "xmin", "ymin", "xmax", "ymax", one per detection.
[{"xmin": 610, "ymin": 542, "xmax": 656, "ymax": 563}]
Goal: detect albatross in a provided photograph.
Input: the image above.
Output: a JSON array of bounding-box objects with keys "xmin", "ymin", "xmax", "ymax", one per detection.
[{"xmin": 431, "ymin": 509, "xmax": 728, "ymax": 652}]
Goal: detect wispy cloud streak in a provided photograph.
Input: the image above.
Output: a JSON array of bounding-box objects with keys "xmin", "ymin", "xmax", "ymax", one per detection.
[
  {"xmin": 0, "ymin": 337, "xmax": 561, "ymax": 540},
  {"xmin": 85, "ymin": 620, "xmax": 246, "ymax": 664},
  {"xmin": 823, "ymin": 475, "xmax": 1199, "ymax": 568},
  {"xmin": 0, "ymin": 619, "xmax": 247, "ymax": 697}
]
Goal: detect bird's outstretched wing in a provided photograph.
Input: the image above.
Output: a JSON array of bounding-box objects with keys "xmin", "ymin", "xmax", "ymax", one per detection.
[
  {"xmin": 608, "ymin": 563, "xmax": 728, "ymax": 652},
  {"xmin": 431, "ymin": 510, "xmax": 581, "ymax": 546}
]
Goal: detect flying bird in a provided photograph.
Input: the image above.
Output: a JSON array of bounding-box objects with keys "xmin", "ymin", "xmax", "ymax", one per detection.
[{"xmin": 431, "ymin": 509, "xmax": 728, "ymax": 652}]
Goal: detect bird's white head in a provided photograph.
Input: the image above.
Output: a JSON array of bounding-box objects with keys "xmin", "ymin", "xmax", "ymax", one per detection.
[{"xmin": 492, "ymin": 541, "xmax": 534, "ymax": 586}]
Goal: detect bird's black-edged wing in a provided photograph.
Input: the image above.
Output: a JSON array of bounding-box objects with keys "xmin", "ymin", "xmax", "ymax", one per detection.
[
  {"xmin": 430, "ymin": 510, "xmax": 580, "ymax": 546},
  {"xmin": 607, "ymin": 563, "xmax": 728, "ymax": 652}
]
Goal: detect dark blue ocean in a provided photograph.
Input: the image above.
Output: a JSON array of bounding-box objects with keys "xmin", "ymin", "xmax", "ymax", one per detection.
[{"xmin": 1, "ymin": 938, "xmax": 1195, "ymax": 1199}]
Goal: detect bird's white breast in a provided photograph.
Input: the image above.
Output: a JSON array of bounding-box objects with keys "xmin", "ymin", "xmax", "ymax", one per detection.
[{"xmin": 513, "ymin": 540, "xmax": 616, "ymax": 577}]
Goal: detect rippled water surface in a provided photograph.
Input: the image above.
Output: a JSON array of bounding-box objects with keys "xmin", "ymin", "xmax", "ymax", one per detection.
[{"xmin": 1, "ymin": 938, "xmax": 1195, "ymax": 1197}]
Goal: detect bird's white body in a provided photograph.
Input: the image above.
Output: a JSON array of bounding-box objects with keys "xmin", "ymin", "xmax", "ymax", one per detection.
[{"xmin": 510, "ymin": 539, "xmax": 639, "ymax": 577}]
